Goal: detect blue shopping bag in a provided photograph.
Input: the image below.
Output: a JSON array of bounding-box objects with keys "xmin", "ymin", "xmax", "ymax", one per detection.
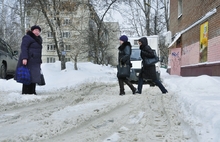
[{"xmin": 16, "ymin": 66, "xmax": 31, "ymax": 85}]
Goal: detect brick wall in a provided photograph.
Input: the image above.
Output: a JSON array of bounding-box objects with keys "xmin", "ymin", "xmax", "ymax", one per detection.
[
  {"xmin": 180, "ymin": 35, "xmax": 220, "ymax": 66},
  {"xmin": 181, "ymin": 42, "xmax": 200, "ymax": 66},
  {"xmin": 208, "ymin": 36, "xmax": 220, "ymax": 62},
  {"xmin": 169, "ymin": 0, "xmax": 220, "ymax": 76},
  {"xmin": 170, "ymin": 0, "xmax": 220, "ymax": 46}
]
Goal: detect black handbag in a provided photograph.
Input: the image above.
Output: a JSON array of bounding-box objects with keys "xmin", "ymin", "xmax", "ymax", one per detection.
[
  {"xmin": 37, "ymin": 70, "xmax": 46, "ymax": 86},
  {"xmin": 117, "ymin": 63, "xmax": 130, "ymax": 78},
  {"xmin": 143, "ymin": 50, "xmax": 159, "ymax": 66}
]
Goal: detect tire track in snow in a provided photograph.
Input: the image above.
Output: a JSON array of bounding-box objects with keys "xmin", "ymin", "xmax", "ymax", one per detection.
[
  {"xmin": 44, "ymin": 85, "xmax": 172, "ymax": 142},
  {"xmin": 0, "ymin": 83, "xmax": 127, "ymax": 142},
  {"xmin": 0, "ymin": 82, "xmax": 186, "ymax": 142}
]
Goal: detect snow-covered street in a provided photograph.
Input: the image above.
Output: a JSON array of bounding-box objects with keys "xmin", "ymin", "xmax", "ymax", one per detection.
[
  {"xmin": 0, "ymin": 82, "xmax": 179, "ymax": 142},
  {"xmin": 1, "ymin": 62, "xmax": 220, "ymax": 142}
]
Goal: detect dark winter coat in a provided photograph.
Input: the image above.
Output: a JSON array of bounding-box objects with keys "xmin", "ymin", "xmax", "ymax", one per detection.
[
  {"xmin": 117, "ymin": 41, "xmax": 132, "ymax": 78},
  {"xmin": 118, "ymin": 41, "xmax": 132, "ymax": 65},
  {"xmin": 139, "ymin": 37, "xmax": 157, "ymax": 81},
  {"xmin": 14, "ymin": 31, "xmax": 43, "ymax": 83}
]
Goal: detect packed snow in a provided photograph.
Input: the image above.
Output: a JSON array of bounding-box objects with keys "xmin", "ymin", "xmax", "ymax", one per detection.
[{"xmin": 0, "ymin": 61, "xmax": 220, "ymax": 142}]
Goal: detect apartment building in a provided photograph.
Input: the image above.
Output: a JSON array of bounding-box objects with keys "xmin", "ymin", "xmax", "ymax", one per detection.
[
  {"xmin": 168, "ymin": 0, "xmax": 220, "ymax": 76},
  {"xmin": 26, "ymin": 0, "xmax": 120, "ymax": 66}
]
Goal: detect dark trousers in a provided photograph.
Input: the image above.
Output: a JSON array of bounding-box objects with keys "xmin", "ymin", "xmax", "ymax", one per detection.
[
  {"xmin": 137, "ymin": 77, "xmax": 144, "ymax": 94},
  {"xmin": 154, "ymin": 79, "xmax": 167, "ymax": 93},
  {"xmin": 118, "ymin": 77, "xmax": 136, "ymax": 95},
  {"xmin": 22, "ymin": 83, "xmax": 36, "ymax": 94},
  {"xmin": 137, "ymin": 77, "xmax": 167, "ymax": 94}
]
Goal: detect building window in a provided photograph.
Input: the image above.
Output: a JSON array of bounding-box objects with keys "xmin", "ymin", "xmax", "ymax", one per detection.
[
  {"xmin": 64, "ymin": 44, "xmax": 71, "ymax": 51},
  {"xmin": 47, "ymin": 44, "xmax": 56, "ymax": 51},
  {"xmin": 134, "ymin": 40, "xmax": 138, "ymax": 45},
  {"xmin": 62, "ymin": 32, "xmax": 70, "ymax": 38},
  {"xmin": 48, "ymin": 32, "xmax": 53, "ymax": 38},
  {"xmin": 47, "ymin": 57, "xmax": 56, "ymax": 63},
  {"xmin": 65, "ymin": 58, "xmax": 70, "ymax": 62},
  {"xmin": 63, "ymin": 18, "xmax": 71, "ymax": 25},
  {"xmin": 178, "ymin": 0, "xmax": 183, "ymax": 18}
]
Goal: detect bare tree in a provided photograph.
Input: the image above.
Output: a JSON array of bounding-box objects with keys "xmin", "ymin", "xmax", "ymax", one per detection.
[
  {"xmin": 0, "ymin": 0, "xmax": 23, "ymax": 50},
  {"xmin": 113, "ymin": 0, "xmax": 169, "ymax": 36},
  {"xmin": 24, "ymin": 0, "xmax": 119, "ymax": 69},
  {"xmin": 88, "ymin": 0, "xmax": 118, "ymax": 65},
  {"xmin": 161, "ymin": 0, "xmax": 170, "ymax": 31},
  {"xmin": 67, "ymin": 3, "xmax": 92, "ymax": 70},
  {"xmin": 35, "ymin": 0, "xmax": 67, "ymax": 69},
  {"xmin": 26, "ymin": 0, "xmax": 85, "ymax": 70},
  {"xmin": 115, "ymin": 0, "xmax": 170, "ymax": 65}
]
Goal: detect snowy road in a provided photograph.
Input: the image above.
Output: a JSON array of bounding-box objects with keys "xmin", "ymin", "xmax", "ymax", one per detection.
[{"xmin": 0, "ymin": 82, "xmax": 185, "ymax": 142}]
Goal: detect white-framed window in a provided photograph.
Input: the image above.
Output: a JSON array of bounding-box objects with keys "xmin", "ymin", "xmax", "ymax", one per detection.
[
  {"xmin": 63, "ymin": 18, "xmax": 71, "ymax": 25},
  {"xmin": 178, "ymin": 0, "xmax": 183, "ymax": 18},
  {"xmin": 64, "ymin": 44, "xmax": 71, "ymax": 51},
  {"xmin": 134, "ymin": 40, "xmax": 139, "ymax": 45},
  {"xmin": 47, "ymin": 44, "xmax": 56, "ymax": 51},
  {"xmin": 62, "ymin": 32, "xmax": 70, "ymax": 38},
  {"xmin": 47, "ymin": 57, "xmax": 56, "ymax": 63},
  {"xmin": 47, "ymin": 32, "xmax": 53, "ymax": 38}
]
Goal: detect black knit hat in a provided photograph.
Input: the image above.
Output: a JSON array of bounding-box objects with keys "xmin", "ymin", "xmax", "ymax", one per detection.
[{"xmin": 31, "ymin": 25, "xmax": 41, "ymax": 32}]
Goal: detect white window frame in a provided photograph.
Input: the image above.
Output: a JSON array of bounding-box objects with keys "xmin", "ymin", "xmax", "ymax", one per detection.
[
  {"xmin": 178, "ymin": 0, "xmax": 183, "ymax": 18},
  {"xmin": 64, "ymin": 44, "xmax": 71, "ymax": 51},
  {"xmin": 62, "ymin": 32, "xmax": 70, "ymax": 38},
  {"xmin": 47, "ymin": 57, "xmax": 56, "ymax": 63},
  {"xmin": 47, "ymin": 32, "xmax": 53, "ymax": 38},
  {"xmin": 63, "ymin": 18, "xmax": 71, "ymax": 25},
  {"xmin": 47, "ymin": 44, "xmax": 56, "ymax": 51},
  {"xmin": 133, "ymin": 40, "xmax": 139, "ymax": 46}
]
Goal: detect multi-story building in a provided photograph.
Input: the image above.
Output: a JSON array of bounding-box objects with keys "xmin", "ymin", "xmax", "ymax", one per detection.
[
  {"xmin": 168, "ymin": 0, "xmax": 220, "ymax": 76},
  {"xmin": 26, "ymin": 0, "xmax": 120, "ymax": 66}
]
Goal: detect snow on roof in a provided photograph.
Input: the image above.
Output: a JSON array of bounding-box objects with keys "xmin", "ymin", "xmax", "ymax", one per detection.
[{"xmin": 168, "ymin": 8, "xmax": 217, "ymax": 48}]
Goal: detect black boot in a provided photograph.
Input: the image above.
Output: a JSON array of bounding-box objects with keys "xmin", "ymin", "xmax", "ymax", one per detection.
[
  {"xmin": 22, "ymin": 83, "xmax": 36, "ymax": 95},
  {"xmin": 22, "ymin": 84, "xmax": 31, "ymax": 94},
  {"xmin": 124, "ymin": 79, "xmax": 136, "ymax": 94},
  {"xmin": 30, "ymin": 83, "xmax": 37, "ymax": 95},
  {"xmin": 118, "ymin": 79, "xmax": 125, "ymax": 95}
]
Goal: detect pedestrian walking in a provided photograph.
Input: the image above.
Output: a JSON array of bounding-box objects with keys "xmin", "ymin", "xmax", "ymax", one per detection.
[
  {"xmin": 117, "ymin": 35, "xmax": 136, "ymax": 95},
  {"xmin": 136, "ymin": 37, "xmax": 168, "ymax": 94}
]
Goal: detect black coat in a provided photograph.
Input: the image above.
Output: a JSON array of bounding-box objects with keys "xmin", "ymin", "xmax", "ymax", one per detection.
[
  {"xmin": 118, "ymin": 41, "xmax": 132, "ymax": 65},
  {"xmin": 139, "ymin": 37, "xmax": 157, "ymax": 81},
  {"xmin": 117, "ymin": 42, "xmax": 132, "ymax": 78},
  {"xmin": 15, "ymin": 31, "xmax": 43, "ymax": 83}
]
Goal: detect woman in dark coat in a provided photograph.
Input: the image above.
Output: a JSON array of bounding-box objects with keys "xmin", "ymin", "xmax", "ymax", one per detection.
[
  {"xmin": 117, "ymin": 35, "xmax": 136, "ymax": 95},
  {"xmin": 15, "ymin": 25, "xmax": 43, "ymax": 95},
  {"xmin": 136, "ymin": 37, "xmax": 168, "ymax": 94}
]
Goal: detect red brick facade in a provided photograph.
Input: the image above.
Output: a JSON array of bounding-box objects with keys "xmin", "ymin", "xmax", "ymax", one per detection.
[{"xmin": 169, "ymin": 0, "xmax": 220, "ymax": 76}]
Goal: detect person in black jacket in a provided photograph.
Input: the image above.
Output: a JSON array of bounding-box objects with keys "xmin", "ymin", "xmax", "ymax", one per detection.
[
  {"xmin": 15, "ymin": 25, "xmax": 43, "ymax": 95},
  {"xmin": 136, "ymin": 37, "xmax": 168, "ymax": 94},
  {"xmin": 117, "ymin": 35, "xmax": 136, "ymax": 95}
]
